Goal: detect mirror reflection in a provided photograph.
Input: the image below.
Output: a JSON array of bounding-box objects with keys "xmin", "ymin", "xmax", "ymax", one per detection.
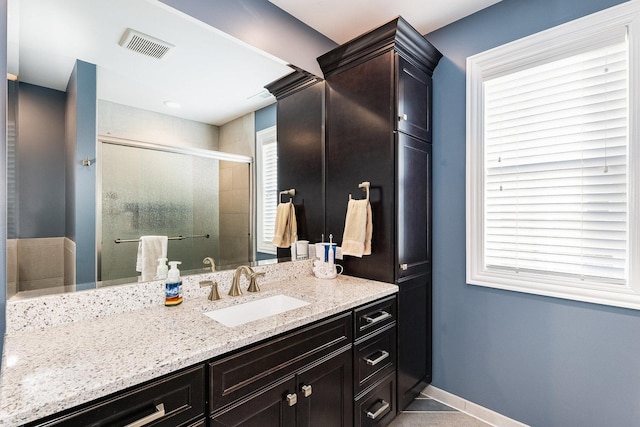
[{"xmin": 6, "ymin": 0, "xmax": 296, "ymax": 299}]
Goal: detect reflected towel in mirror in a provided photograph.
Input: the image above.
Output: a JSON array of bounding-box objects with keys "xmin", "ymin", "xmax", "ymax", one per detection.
[
  {"xmin": 136, "ymin": 236, "xmax": 168, "ymax": 281},
  {"xmin": 341, "ymin": 199, "xmax": 372, "ymax": 257},
  {"xmin": 272, "ymin": 201, "xmax": 298, "ymax": 248}
]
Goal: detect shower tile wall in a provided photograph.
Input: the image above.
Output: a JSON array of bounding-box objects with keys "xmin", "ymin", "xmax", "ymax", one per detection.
[
  {"xmin": 219, "ymin": 161, "xmax": 251, "ymax": 266},
  {"xmin": 13, "ymin": 238, "xmax": 65, "ymax": 292}
]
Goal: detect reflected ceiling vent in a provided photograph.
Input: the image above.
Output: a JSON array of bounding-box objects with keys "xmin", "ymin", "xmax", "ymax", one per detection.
[{"xmin": 118, "ymin": 28, "xmax": 174, "ymax": 60}]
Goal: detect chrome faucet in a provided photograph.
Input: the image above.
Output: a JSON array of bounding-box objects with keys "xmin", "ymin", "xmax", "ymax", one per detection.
[
  {"xmin": 228, "ymin": 265, "xmax": 265, "ymax": 296},
  {"xmin": 203, "ymin": 257, "xmax": 216, "ymax": 272}
]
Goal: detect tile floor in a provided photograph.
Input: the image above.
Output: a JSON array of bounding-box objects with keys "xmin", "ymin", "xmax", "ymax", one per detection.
[{"xmin": 389, "ymin": 393, "xmax": 492, "ymax": 427}]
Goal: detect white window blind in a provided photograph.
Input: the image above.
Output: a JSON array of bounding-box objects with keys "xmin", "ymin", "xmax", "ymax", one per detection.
[
  {"xmin": 257, "ymin": 126, "xmax": 278, "ymax": 254},
  {"xmin": 466, "ymin": 1, "xmax": 640, "ymax": 310},
  {"xmin": 483, "ymin": 38, "xmax": 629, "ymax": 284}
]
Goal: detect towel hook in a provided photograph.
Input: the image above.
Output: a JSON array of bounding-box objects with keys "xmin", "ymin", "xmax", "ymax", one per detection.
[
  {"xmin": 279, "ymin": 188, "xmax": 296, "ymax": 203},
  {"xmin": 349, "ymin": 181, "xmax": 370, "ymax": 201}
]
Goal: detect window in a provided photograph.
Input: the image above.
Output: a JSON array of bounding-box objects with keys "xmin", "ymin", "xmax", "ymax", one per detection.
[
  {"xmin": 466, "ymin": 1, "xmax": 640, "ymax": 309},
  {"xmin": 256, "ymin": 126, "xmax": 278, "ymax": 254}
]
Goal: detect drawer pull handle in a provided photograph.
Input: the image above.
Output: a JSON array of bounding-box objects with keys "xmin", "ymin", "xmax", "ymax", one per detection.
[
  {"xmin": 366, "ymin": 399, "xmax": 390, "ymax": 420},
  {"xmin": 301, "ymin": 384, "xmax": 313, "ymax": 397},
  {"xmin": 286, "ymin": 393, "xmax": 298, "ymax": 406},
  {"xmin": 365, "ymin": 350, "xmax": 390, "ymax": 366},
  {"xmin": 363, "ymin": 311, "xmax": 392, "ymax": 325},
  {"xmin": 125, "ymin": 403, "xmax": 165, "ymax": 427}
]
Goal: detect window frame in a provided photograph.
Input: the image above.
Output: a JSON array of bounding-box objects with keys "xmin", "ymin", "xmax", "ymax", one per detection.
[
  {"xmin": 466, "ymin": 1, "xmax": 640, "ymax": 310},
  {"xmin": 256, "ymin": 125, "xmax": 278, "ymax": 255}
]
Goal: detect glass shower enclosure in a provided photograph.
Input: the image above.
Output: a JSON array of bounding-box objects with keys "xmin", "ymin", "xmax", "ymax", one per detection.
[{"xmin": 98, "ymin": 138, "xmax": 253, "ymax": 286}]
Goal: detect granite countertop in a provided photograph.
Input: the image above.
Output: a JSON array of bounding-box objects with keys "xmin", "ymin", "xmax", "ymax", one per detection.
[{"xmin": 0, "ymin": 273, "xmax": 397, "ymax": 426}]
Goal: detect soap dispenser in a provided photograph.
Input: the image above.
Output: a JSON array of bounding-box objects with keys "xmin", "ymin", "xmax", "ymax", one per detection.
[
  {"xmin": 165, "ymin": 261, "xmax": 183, "ymax": 306},
  {"xmin": 155, "ymin": 258, "xmax": 168, "ymax": 280}
]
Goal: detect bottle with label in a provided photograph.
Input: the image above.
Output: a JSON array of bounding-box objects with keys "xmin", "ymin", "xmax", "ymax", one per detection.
[{"xmin": 165, "ymin": 261, "xmax": 183, "ymax": 306}]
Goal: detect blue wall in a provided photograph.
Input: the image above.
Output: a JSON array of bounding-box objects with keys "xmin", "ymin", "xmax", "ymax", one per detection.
[
  {"xmin": 255, "ymin": 103, "xmax": 276, "ymax": 132},
  {"xmin": 427, "ymin": 0, "xmax": 640, "ymax": 425},
  {"xmin": 65, "ymin": 60, "xmax": 97, "ymax": 289},
  {"xmin": 15, "ymin": 83, "xmax": 66, "ymax": 239}
]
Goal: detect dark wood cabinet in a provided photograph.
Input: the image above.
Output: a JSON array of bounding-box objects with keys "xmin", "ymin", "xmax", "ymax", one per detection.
[
  {"xmin": 296, "ymin": 348, "xmax": 353, "ymax": 427},
  {"xmin": 397, "ymin": 274, "xmax": 432, "ymax": 409},
  {"xmin": 210, "ymin": 375, "xmax": 297, "ymax": 427},
  {"xmin": 26, "ymin": 295, "xmax": 397, "ymax": 427},
  {"xmin": 209, "ymin": 312, "xmax": 353, "ymax": 426},
  {"xmin": 265, "ymin": 70, "xmax": 326, "ymax": 259},
  {"xmin": 318, "ymin": 17, "xmax": 441, "ymax": 413},
  {"xmin": 353, "ymin": 296, "xmax": 398, "ymax": 426},
  {"xmin": 397, "ymin": 56, "xmax": 432, "ymax": 142},
  {"xmin": 26, "ymin": 364, "xmax": 206, "ymax": 427}
]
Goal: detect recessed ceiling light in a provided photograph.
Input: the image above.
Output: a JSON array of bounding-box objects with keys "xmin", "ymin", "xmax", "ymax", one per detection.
[{"xmin": 164, "ymin": 101, "xmax": 181, "ymax": 109}]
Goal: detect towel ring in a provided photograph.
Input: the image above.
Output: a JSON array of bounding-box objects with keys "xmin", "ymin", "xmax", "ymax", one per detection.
[
  {"xmin": 279, "ymin": 188, "xmax": 296, "ymax": 203},
  {"xmin": 349, "ymin": 181, "xmax": 370, "ymax": 201}
]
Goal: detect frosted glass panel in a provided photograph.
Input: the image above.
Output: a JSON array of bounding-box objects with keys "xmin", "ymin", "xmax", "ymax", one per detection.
[{"xmin": 100, "ymin": 142, "xmax": 249, "ymax": 284}]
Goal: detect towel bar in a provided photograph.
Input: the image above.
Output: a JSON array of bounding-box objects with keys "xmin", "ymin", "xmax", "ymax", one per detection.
[
  {"xmin": 114, "ymin": 234, "xmax": 210, "ymax": 244},
  {"xmin": 279, "ymin": 188, "xmax": 296, "ymax": 203},
  {"xmin": 349, "ymin": 181, "xmax": 370, "ymax": 201}
]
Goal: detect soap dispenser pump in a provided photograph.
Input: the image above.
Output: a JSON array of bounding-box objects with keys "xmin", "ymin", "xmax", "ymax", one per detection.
[{"xmin": 165, "ymin": 261, "xmax": 183, "ymax": 306}]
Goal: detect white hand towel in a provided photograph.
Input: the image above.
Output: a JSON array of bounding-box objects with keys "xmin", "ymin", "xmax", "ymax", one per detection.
[
  {"xmin": 135, "ymin": 235, "xmax": 168, "ymax": 282},
  {"xmin": 272, "ymin": 201, "xmax": 298, "ymax": 248},
  {"xmin": 341, "ymin": 199, "xmax": 373, "ymax": 257}
]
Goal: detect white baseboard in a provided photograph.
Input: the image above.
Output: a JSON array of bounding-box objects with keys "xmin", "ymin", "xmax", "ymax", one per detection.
[{"xmin": 421, "ymin": 385, "xmax": 530, "ymax": 427}]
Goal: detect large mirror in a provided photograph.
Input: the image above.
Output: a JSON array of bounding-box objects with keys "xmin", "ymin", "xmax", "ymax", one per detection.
[{"xmin": 6, "ymin": 0, "xmax": 299, "ymax": 299}]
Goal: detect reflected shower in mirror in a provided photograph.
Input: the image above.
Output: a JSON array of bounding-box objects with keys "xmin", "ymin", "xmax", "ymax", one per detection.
[{"xmin": 98, "ymin": 138, "xmax": 252, "ymax": 287}]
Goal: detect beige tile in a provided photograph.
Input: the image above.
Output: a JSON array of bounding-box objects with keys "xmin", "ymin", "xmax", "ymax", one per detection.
[
  {"xmin": 7, "ymin": 239, "xmax": 17, "ymax": 283},
  {"xmin": 389, "ymin": 412, "xmax": 492, "ymax": 427},
  {"xmin": 232, "ymin": 164, "xmax": 250, "ymax": 190},
  {"xmin": 220, "ymin": 167, "xmax": 233, "ymax": 190},
  {"xmin": 18, "ymin": 238, "xmax": 64, "ymax": 281}
]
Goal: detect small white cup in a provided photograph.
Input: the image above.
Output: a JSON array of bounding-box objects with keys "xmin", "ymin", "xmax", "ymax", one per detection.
[{"xmin": 296, "ymin": 240, "xmax": 309, "ymax": 259}]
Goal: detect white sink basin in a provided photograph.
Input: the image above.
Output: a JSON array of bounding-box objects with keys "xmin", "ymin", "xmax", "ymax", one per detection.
[{"xmin": 204, "ymin": 294, "xmax": 310, "ymax": 327}]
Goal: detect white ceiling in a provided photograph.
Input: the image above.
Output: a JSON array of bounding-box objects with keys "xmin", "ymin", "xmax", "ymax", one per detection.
[
  {"xmin": 268, "ymin": 0, "xmax": 503, "ymax": 44},
  {"xmin": 7, "ymin": 0, "xmax": 293, "ymax": 126},
  {"xmin": 8, "ymin": 0, "xmax": 501, "ymax": 127}
]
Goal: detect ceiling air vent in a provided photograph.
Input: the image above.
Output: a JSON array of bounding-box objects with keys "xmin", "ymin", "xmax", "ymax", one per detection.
[{"xmin": 118, "ymin": 28, "xmax": 174, "ymax": 60}]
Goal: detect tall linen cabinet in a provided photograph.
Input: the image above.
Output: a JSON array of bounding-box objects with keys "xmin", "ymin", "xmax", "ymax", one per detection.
[{"xmin": 318, "ymin": 17, "xmax": 442, "ymax": 410}]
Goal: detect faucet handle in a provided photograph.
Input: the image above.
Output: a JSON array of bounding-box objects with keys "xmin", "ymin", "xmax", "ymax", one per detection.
[
  {"xmin": 200, "ymin": 280, "xmax": 221, "ymax": 301},
  {"xmin": 247, "ymin": 272, "xmax": 265, "ymax": 293}
]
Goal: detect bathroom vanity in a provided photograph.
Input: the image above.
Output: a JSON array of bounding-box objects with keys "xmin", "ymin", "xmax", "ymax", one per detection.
[{"xmin": 0, "ymin": 263, "xmax": 398, "ymax": 427}]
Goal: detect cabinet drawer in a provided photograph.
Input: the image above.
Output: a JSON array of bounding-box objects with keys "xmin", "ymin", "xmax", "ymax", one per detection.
[
  {"xmin": 354, "ymin": 296, "xmax": 396, "ymax": 340},
  {"xmin": 354, "ymin": 325, "xmax": 396, "ymax": 394},
  {"xmin": 28, "ymin": 364, "xmax": 205, "ymax": 427},
  {"xmin": 354, "ymin": 372, "xmax": 396, "ymax": 427},
  {"xmin": 209, "ymin": 312, "xmax": 352, "ymax": 413}
]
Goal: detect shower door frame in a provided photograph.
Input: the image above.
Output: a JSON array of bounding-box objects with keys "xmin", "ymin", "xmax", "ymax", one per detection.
[{"xmin": 96, "ymin": 135, "xmax": 255, "ymax": 284}]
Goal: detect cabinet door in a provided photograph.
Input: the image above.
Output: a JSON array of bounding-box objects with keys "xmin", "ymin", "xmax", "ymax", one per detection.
[
  {"xmin": 397, "ymin": 133, "xmax": 431, "ymax": 280},
  {"xmin": 296, "ymin": 348, "xmax": 353, "ymax": 427},
  {"xmin": 276, "ymin": 80, "xmax": 325, "ymax": 258},
  {"xmin": 210, "ymin": 376, "xmax": 297, "ymax": 427},
  {"xmin": 325, "ymin": 51, "xmax": 397, "ymax": 284},
  {"xmin": 396, "ymin": 55, "xmax": 432, "ymax": 142},
  {"xmin": 397, "ymin": 274, "xmax": 432, "ymax": 410}
]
